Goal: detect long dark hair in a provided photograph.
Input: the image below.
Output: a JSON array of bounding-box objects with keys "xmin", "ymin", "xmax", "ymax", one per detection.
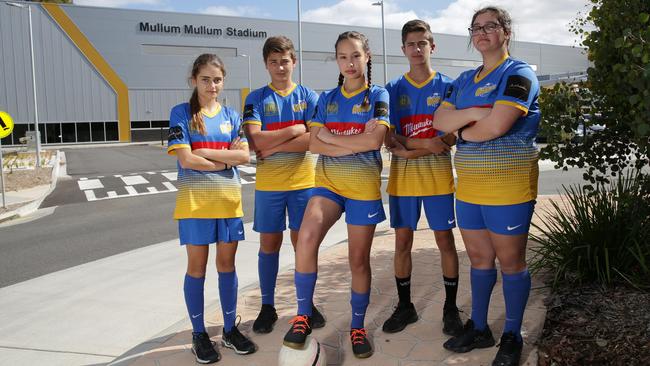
[
  {"xmin": 335, "ymin": 31, "xmax": 372, "ymax": 107},
  {"xmin": 469, "ymin": 6, "xmax": 513, "ymax": 52},
  {"xmin": 189, "ymin": 53, "xmax": 226, "ymax": 135}
]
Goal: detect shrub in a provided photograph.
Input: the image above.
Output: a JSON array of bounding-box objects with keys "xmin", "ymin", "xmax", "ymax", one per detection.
[{"xmin": 529, "ymin": 171, "xmax": 650, "ymax": 290}]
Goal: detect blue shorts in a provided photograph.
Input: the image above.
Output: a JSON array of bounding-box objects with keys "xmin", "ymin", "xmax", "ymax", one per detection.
[
  {"xmin": 178, "ymin": 218, "xmax": 245, "ymax": 245},
  {"xmin": 456, "ymin": 200, "xmax": 535, "ymax": 235},
  {"xmin": 389, "ymin": 194, "xmax": 456, "ymax": 231},
  {"xmin": 312, "ymin": 187, "xmax": 385, "ymax": 225},
  {"xmin": 253, "ymin": 188, "xmax": 313, "ymax": 233}
]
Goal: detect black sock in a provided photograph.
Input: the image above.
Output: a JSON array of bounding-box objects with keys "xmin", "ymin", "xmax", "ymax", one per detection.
[
  {"xmin": 443, "ymin": 276, "xmax": 459, "ymax": 308},
  {"xmin": 395, "ymin": 276, "xmax": 411, "ymax": 305}
]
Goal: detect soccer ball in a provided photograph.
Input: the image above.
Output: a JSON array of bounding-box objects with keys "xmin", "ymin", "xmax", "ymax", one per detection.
[{"xmin": 278, "ymin": 335, "xmax": 327, "ymax": 366}]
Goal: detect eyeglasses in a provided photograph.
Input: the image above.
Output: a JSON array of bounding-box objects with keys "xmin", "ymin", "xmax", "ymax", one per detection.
[{"xmin": 468, "ymin": 22, "xmax": 502, "ymax": 35}]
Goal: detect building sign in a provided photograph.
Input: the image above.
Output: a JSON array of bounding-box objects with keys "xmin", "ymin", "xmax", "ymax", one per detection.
[{"xmin": 138, "ymin": 22, "xmax": 267, "ymax": 39}]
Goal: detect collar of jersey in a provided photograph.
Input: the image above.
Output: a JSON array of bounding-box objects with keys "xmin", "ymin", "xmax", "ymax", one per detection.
[
  {"xmin": 268, "ymin": 82, "xmax": 297, "ymax": 97},
  {"xmin": 404, "ymin": 71, "xmax": 436, "ymax": 89},
  {"xmin": 474, "ymin": 54, "xmax": 510, "ymax": 83},
  {"xmin": 201, "ymin": 104, "xmax": 221, "ymax": 118},
  {"xmin": 340, "ymin": 85, "xmax": 368, "ymax": 99}
]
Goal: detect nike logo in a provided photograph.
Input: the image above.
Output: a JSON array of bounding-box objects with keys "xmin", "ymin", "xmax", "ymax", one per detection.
[
  {"xmin": 238, "ymin": 230, "xmax": 244, "ymax": 235},
  {"xmin": 297, "ymin": 297, "xmax": 306, "ymax": 302},
  {"xmin": 368, "ymin": 212, "xmax": 379, "ymax": 218},
  {"xmin": 354, "ymin": 312, "xmax": 365, "ymax": 316},
  {"xmin": 191, "ymin": 313, "xmax": 202, "ymax": 319},
  {"xmin": 507, "ymin": 224, "xmax": 522, "ymax": 231},
  {"xmin": 448, "ymin": 219, "xmax": 455, "ymax": 225},
  {"xmin": 225, "ymin": 310, "xmax": 236, "ymax": 315}
]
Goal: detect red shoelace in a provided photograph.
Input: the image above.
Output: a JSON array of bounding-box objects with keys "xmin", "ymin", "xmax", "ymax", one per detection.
[
  {"xmin": 288, "ymin": 315, "xmax": 311, "ymax": 334},
  {"xmin": 350, "ymin": 328, "xmax": 368, "ymax": 345}
]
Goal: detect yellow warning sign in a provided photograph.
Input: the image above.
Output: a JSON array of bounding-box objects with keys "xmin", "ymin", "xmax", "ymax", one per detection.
[{"xmin": 0, "ymin": 111, "xmax": 14, "ymax": 139}]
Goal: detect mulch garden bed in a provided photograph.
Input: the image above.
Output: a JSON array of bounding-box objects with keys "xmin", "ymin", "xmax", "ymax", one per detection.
[{"xmin": 537, "ymin": 284, "xmax": 650, "ymax": 365}]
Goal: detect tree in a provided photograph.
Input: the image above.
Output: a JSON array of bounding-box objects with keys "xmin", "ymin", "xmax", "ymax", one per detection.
[{"xmin": 539, "ymin": 0, "xmax": 649, "ymax": 184}]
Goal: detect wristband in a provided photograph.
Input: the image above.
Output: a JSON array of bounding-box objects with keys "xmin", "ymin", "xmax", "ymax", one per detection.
[
  {"xmin": 441, "ymin": 136, "xmax": 452, "ymax": 147},
  {"xmin": 457, "ymin": 127, "xmax": 465, "ymax": 142}
]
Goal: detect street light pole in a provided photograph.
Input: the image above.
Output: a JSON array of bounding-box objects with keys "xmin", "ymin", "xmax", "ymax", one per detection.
[
  {"xmin": 297, "ymin": 0, "xmax": 303, "ymax": 84},
  {"xmin": 6, "ymin": 2, "xmax": 41, "ymax": 167},
  {"xmin": 372, "ymin": 1, "xmax": 388, "ymax": 85}
]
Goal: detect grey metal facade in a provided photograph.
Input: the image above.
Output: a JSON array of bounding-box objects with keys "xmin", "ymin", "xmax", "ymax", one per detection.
[{"xmin": 0, "ymin": 1, "xmax": 590, "ymax": 145}]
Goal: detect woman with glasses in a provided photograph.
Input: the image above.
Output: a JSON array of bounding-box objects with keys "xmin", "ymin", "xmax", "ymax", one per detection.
[{"xmin": 431, "ymin": 6, "xmax": 540, "ymax": 366}]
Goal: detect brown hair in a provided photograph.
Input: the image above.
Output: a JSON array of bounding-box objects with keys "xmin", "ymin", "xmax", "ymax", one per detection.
[
  {"xmin": 335, "ymin": 31, "xmax": 372, "ymax": 107},
  {"xmin": 262, "ymin": 36, "xmax": 297, "ymax": 62},
  {"xmin": 188, "ymin": 53, "xmax": 226, "ymax": 135},
  {"xmin": 401, "ymin": 19, "xmax": 434, "ymax": 46},
  {"xmin": 470, "ymin": 6, "xmax": 513, "ymax": 50}
]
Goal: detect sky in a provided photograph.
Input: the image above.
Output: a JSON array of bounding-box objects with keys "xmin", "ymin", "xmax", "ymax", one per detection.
[{"xmin": 72, "ymin": 0, "xmax": 592, "ymax": 46}]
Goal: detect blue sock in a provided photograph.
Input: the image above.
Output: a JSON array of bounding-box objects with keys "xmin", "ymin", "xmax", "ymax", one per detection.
[
  {"xmin": 258, "ymin": 251, "xmax": 280, "ymax": 306},
  {"xmin": 218, "ymin": 270, "xmax": 238, "ymax": 333},
  {"xmin": 470, "ymin": 267, "xmax": 497, "ymax": 331},
  {"xmin": 295, "ymin": 271, "xmax": 317, "ymax": 316},
  {"xmin": 184, "ymin": 274, "xmax": 206, "ymax": 334},
  {"xmin": 350, "ymin": 290, "xmax": 370, "ymax": 329},
  {"xmin": 502, "ymin": 269, "xmax": 531, "ymax": 340}
]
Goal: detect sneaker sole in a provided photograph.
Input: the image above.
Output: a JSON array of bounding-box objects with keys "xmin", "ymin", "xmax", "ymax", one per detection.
[
  {"xmin": 443, "ymin": 338, "xmax": 496, "ymax": 353},
  {"xmin": 282, "ymin": 340, "xmax": 307, "ymax": 350},
  {"xmin": 353, "ymin": 349, "xmax": 374, "ymax": 359},
  {"xmin": 381, "ymin": 313, "xmax": 419, "ymax": 333},
  {"xmin": 221, "ymin": 340, "xmax": 256, "ymax": 355},
  {"xmin": 191, "ymin": 347, "xmax": 221, "ymax": 364},
  {"xmin": 252, "ymin": 317, "xmax": 278, "ymax": 334},
  {"xmin": 442, "ymin": 324, "xmax": 464, "ymax": 337}
]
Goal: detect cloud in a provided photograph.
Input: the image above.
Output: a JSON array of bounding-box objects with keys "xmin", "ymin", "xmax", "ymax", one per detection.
[
  {"xmin": 201, "ymin": 6, "xmax": 270, "ymax": 18},
  {"xmin": 303, "ymin": 0, "xmax": 591, "ymax": 46},
  {"xmin": 74, "ymin": 0, "xmax": 163, "ymax": 7}
]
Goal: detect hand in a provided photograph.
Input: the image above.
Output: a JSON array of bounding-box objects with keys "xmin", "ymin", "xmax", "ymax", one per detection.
[
  {"xmin": 317, "ymin": 127, "xmax": 334, "ymax": 144},
  {"xmin": 441, "ymin": 133, "xmax": 457, "ymax": 147},
  {"xmin": 364, "ymin": 119, "xmax": 379, "ymax": 133},
  {"xmin": 425, "ymin": 136, "xmax": 451, "ymax": 155},
  {"xmin": 256, "ymin": 146, "xmax": 278, "ymax": 160},
  {"xmin": 290, "ymin": 123, "xmax": 307, "ymax": 136},
  {"xmin": 387, "ymin": 137, "xmax": 409, "ymax": 159},
  {"xmin": 230, "ymin": 137, "xmax": 246, "ymax": 150}
]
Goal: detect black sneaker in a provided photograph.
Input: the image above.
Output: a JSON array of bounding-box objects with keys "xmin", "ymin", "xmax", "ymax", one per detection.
[
  {"xmin": 282, "ymin": 315, "xmax": 312, "ymax": 349},
  {"xmin": 191, "ymin": 332, "xmax": 221, "ymax": 364},
  {"xmin": 350, "ymin": 328, "xmax": 373, "ymax": 358},
  {"xmin": 442, "ymin": 305, "xmax": 464, "ymax": 336},
  {"xmin": 382, "ymin": 302, "xmax": 418, "ymax": 333},
  {"xmin": 222, "ymin": 324, "xmax": 257, "ymax": 355},
  {"xmin": 311, "ymin": 305, "xmax": 326, "ymax": 329},
  {"xmin": 253, "ymin": 304, "xmax": 278, "ymax": 334},
  {"xmin": 443, "ymin": 319, "xmax": 496, "ymax": 353},
  {"xmin": 492, "ymin": 332, "xmax": 523, "ymax": 366}
]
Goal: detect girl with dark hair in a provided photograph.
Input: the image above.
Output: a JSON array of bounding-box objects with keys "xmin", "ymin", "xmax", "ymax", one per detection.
[
  {"xmin": 432, "ymin": 6, "xmax": 541, "ymax": 366},
  {"xmin": 167, "ymin": 53, "xmax": 256, "ymax": 363},
  {"xmin": 282, "ymin": 31, "xmax": 389, "ymax": 359}
]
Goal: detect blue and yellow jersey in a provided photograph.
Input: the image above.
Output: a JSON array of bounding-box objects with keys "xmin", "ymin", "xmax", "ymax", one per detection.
[
  {"xmin": 167, "ymin": 103, "xmax": 246, "ymax": 219},
  {"xmin": 385, "ymin": 72, "xmax": 455, "ymax": 197},
  {"xmin": 309, "ymin": 85, "xmax": 390, "ymax": 201},
  {"xmin": 443, "ymin": 56, "xmax": 541, "ymax": 205},
  {"xmin": 242, "ymin": 83, "xmax": 318, "ymax": 191}
]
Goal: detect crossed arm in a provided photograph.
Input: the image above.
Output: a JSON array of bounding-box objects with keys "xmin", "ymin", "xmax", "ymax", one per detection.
[
  {"xmin": 189, "ymin": 137, "xmax": 250, "ymax": 167},
  {"xmin": 313, "ymin": 119, "xmax": 388, "ymax": 156},
  {"xmin": 244, "ymin": 124, "xmax": 311, "ymax": 160},
  {"xmin": 432, "ymin": 104, "xmax": 524, "ymax": 142}
]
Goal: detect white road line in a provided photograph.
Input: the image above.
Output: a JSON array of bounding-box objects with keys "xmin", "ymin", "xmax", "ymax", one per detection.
[
  {"xmin": 124, "ymin": 186, "xmax": 138, "ymax": 196},
  {"xmin": 238, "ymin": 166, "xmax": 256, "ymax": 174},
  {"xmin": 121, "ymin": 175, "xmax": 149, "ymax": 186},
  {"xmin": 114, "ymin": 174, "xmax": 123, "ymax": 178},
  {"xmin": 84, "ymin": 190, "xmax": 97, "ymax": 201},
  {"xmin": 162, "ymin": 182, "xmax": 177, "ymax": 192},
  {"xmin": 78, "ymin": 179, "xmax": 104, "ymax": 190},
  {"xmin": 79, "ymin": 177, "xmax": 87, "ymax": 181},
  {"xmin": 161, "ymin": 172, "xmax": 177, "ymax": 181},
  {"xmin": 147, "ymin": 187, "xmax": 158, "ymax": 193},
  {"xmin": 107, "ymin": 191, "xmax": 117, "ymax": 198}
]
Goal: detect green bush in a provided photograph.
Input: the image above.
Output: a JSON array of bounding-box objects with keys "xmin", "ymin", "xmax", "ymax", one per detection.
[{"xmin": 530, "ymin": 171, "xmax": 650, "ymax": 290}]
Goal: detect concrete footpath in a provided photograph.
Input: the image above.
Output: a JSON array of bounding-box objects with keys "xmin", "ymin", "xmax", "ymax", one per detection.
[{"xmin": 111, "ymin": 198, "xmax": 556, "ymax": 366}]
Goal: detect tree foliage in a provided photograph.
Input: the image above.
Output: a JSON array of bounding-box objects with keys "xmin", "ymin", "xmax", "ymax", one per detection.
[{"xmin": 539, "ymin": 0, "xmax": 649, "ymax": 184}]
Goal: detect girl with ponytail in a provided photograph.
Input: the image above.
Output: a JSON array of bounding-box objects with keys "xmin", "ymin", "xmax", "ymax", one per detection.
[
  {"xmin": 167, "ymin": 53, "xmax": 256, "ymax": 363},
  {"xmin": 282, "ymin": 31, "xmax": 390, "ymax": 360}
]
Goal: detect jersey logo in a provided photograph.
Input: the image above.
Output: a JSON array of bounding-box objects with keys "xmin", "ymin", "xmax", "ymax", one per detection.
[
  {"xmin": 475, "ymin": 83, "xmax": 497, "ymax": 97},
  {"xmin": 427, "ymin": 93, "xmax": 441, "ymax": 107},
  {"xmin": 399, "ymin": 94, "xmax": 411, "ymax": 108},
  {"xmin": 168, "ymin": 126, "xmax": 183, "ymax": 142},
  {"xmin": 352, "ymin": 103, "xmax": 371, "ymax": 114},
  {"xmin": 264, "ymin": 102, "xmax": 279, "ymax": 116},
  {"xmin": 220, "ymin": 121, "xmax": 233, "ymax": 134},
  {"xmin": 373, "ymin": 101, "xmax": 389, "ymax": 118},
  {"xmin": 292, "ymin": 100, "xmax": 307, "ymax": 112},
  {"xmin": 326, "ymin": 102, "xmax": 339, "ymax": 115},
  {"xmin": 444, "ymin": 85, "xmax": 454, "ymax": 99},
  {"xmin": 401, "ymin": 114, "xmax": 435, "ymax": 138},
  {"xmin": 504, "ymin": 75, "xmax": 532, "ymax": 102},
  {"xmin": 243, "ymin": 104, "xmax": 255, "ymax": 119}
]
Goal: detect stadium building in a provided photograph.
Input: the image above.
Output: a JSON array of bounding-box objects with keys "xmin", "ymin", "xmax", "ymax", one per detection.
[{"xmin": 0, "ymin": 1, "xmax": 589, "ymax": 145}]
